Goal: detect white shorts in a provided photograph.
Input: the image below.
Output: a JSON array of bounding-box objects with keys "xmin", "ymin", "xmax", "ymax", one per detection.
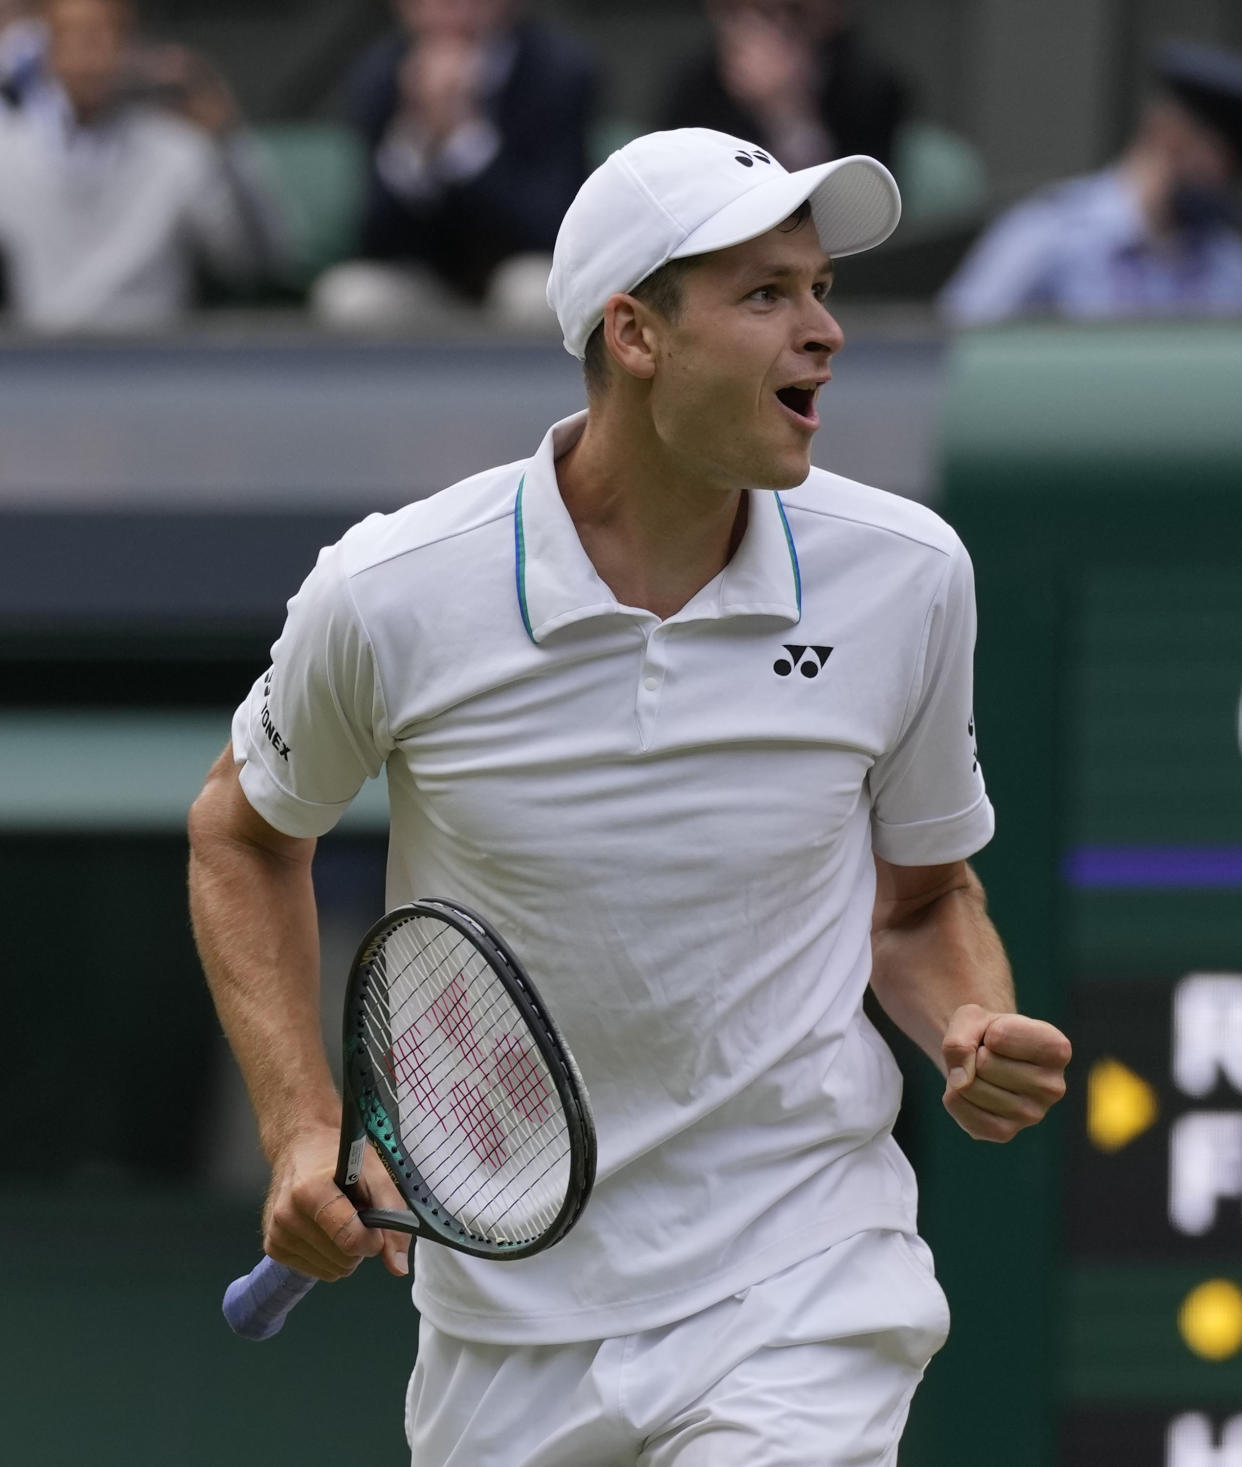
[{"xmin": 405, "ymin": 1229, "xmax": 950, "ymax": 1467}]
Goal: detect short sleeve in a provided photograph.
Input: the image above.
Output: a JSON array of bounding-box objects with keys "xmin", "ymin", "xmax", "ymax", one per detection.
[
  {"xmin": 231, "ymin": 540, "xmax": 392, "ymax": 838},
  {"xmin": 868, "ymin": 535, "xmax": 994, "ymax": 866}
]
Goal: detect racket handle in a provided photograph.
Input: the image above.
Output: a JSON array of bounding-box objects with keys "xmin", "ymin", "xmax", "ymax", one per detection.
[{"xmin": 223, "ymin": 1256, "xmax": 318, "ymax": 1341}]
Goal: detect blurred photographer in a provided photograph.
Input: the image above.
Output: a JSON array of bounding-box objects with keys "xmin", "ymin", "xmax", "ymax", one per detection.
[
  {"xmin": 0, "ymin": 0, "xmax": 288, "ymax": 330},
  {"xmin": 941, "ymin": 41, "xmax": 1242, "ymax": 325}
]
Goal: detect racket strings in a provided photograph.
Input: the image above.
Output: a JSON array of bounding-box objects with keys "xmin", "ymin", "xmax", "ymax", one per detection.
[
  {"xmin": 372, "ymin": 1066, "xmax": 570, "ymax": 1238},
  {"xmin": 362, "ymin": 948, "xmax": 540, "ymax": 1159},
  {"xmin": 358, "ymin": 918, "xmax": 572, "ymax": 1242},
  {"xmin": 380, "ymin": 942, "xmax": 569, "ymax": 1232},
  {"xmin": 376, "ymin": 944, "xmax": 570, "ymax": 1238}
]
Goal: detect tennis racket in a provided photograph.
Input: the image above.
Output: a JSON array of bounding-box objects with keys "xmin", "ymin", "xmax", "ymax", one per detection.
[{"xmin": 222, "ymin": 898, "xmax": 596, "ymax": 1341}]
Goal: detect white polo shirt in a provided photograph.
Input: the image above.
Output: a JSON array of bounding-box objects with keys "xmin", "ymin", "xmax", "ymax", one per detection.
[{"xmin": 232, "ymin": 411, "xmax": 995, "ymax": 1344}]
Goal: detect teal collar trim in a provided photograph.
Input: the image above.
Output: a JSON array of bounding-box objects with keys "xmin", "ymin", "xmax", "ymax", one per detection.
[
  {"xmin": 513, "ymin": 473, "xmax": 536, "ymax": 644},
  {"xmin": 774, "ymin": 493, "xmax": 802, "ymax": 614},
  {"xmin": 516, "ymin": 425, "xmax": 801, "ymax": 640}
]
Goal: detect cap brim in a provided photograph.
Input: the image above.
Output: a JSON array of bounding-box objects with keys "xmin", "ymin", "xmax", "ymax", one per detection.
[
  {"xmin": 671, "ymin": 154, "xmax": 901, "ymax": 263},
  {"xmin": 1157, "ymin": 41, "xmax": 1242, "ymax": 159}
]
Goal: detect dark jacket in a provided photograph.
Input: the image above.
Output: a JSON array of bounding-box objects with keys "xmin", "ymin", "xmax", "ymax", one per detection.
[
  {"xmin": 347, "ymin": 19, "xmax": 598, "ymax": 300},
  {"xmin": 659, "ymin": 26, "xmax": 906, "ymax": 169}
]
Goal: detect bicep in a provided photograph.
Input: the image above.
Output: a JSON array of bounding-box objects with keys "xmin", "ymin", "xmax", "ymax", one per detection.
[
  {"xmin": 872, "ymin": 854, "xmax": 972, "ymax": 934},
  {"xmin": 189, "ymin": 743, "xmax": 317, "ymax": 870}
]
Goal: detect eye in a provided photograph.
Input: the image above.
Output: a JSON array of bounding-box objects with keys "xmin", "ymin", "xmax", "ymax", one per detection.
[
  {"xmin": 812, "ymin": 279, "xmax": 833, "ymax": 302},
  {"xmin": 747, "ymin": 285, "xmax": 780, "ymax": 304}
]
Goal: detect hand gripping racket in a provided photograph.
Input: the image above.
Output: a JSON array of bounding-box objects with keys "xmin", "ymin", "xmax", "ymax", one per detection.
[{"xmin": 222, "ymin": 899, "xmax": 596, "ymax": 1340}]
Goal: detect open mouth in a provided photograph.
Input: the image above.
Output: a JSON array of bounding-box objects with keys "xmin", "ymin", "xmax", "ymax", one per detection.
[{"xmin": 775, "ymin": 384, "xmax": 818, "ymax": 423}]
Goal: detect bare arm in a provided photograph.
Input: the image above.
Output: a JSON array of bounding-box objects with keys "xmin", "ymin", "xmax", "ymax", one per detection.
[
  {"xmin": 188, "ymin": 746, "xmax": 408, "ymax": 1278},
  {"xmin": 870, "ymin": 856, "xmax": 1071, "ymax": 1141}
]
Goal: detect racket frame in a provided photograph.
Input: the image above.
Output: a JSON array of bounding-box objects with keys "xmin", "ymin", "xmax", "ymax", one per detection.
[{"xmin": 336, "ymin": 898, "xmax": 596, "ymax": 1261}]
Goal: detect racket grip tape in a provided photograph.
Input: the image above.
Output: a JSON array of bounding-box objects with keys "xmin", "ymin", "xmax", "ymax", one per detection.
[{"xmin": 222, "ymin": 1255, "xmax": 318, "ymax": 1341}]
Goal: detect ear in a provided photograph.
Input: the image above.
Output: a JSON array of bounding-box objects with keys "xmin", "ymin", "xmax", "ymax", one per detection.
[{"xmin": 602, "ymin": 294, "xmax": 661, "ymax": 383}]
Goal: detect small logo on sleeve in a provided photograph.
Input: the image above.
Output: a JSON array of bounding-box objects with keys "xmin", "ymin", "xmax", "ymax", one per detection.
[
  {"xmin": 969, "ymin": 715, "xmax": 978, "ymax": 773},
  {"xmin": 259, "ymin": 669, "xmax": 292, "ymax": 761},
  {"xmin": 773, "ymin": 644, "xmax": 833, "ymax": 679}
]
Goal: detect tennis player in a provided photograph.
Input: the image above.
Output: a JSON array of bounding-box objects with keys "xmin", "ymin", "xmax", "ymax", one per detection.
[{"xmin": 189, "ymin": 127, "xmax": 1072, "ymax": 1466}]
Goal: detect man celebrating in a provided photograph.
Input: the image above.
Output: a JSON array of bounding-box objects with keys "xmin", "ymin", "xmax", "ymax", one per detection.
[{"xmin": 190, "ymin": 128, "xmax": 1071, "ymax": 1466}]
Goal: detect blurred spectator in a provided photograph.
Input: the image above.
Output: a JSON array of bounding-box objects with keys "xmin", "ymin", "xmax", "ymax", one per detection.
[
  {"xmin": 658, "ymin": 0, "xmax": 907, "ymax": 172},
  {"xmin": 0, "ymin": 0, "xmax": 289, "ymax": 331},
  {"xmin": 0, "ymin": 0, "xmax": 45, "ymax": 105},
  {"xmin": 941, "ymin": 41, "xmax": 1242, "ymax": 326},
  {"xmin": 314, "ymin": 0, "xmax": 597, "ymax": 327}
]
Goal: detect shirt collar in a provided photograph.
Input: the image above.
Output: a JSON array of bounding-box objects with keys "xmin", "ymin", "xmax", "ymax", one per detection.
[
  {"xmin": 514, "ymin": 411, "xmax": 803, "ymax": 644},
  {"xmin": 23, "ymin": 76, "xmax": 125, "ymax": 157},
  {"xmin": 1090, "ymin": 169, "xmax": 1150, "ymax": 252}
]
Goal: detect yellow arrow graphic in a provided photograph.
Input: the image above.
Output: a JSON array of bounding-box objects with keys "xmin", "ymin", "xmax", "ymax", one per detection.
[{"xmin": 1087, "ymin": 1058, "xmax": 1159, "ymax": 1152}]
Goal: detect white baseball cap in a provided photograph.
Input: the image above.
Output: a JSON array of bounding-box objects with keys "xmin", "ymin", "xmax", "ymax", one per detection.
[{"xmin": 547, "ymin": 127, "xmax": 902, "ymax": 359}]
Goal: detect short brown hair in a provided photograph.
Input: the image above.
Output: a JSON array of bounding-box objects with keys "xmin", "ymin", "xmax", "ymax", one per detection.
[
  {"xmin": 580, "ymin": 200, "xmax": 814, "ymax": 397},
  {"xmin": 581, "ymin": 255, "xmax": 700, "ymax": 398}
]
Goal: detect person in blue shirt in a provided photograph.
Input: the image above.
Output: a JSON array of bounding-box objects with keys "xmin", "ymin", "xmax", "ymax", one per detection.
[{"xmin": 940, "ymin": 40, "xmax": 1242, "ymax": 325}]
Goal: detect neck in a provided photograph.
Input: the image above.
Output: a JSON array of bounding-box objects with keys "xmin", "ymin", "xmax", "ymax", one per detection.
[
  {"xmin": 58, "ymin": 86, "xmax": 110, "ymax": 127},
  {"xmin": 557, "ymin": 399, "xmax": 748, "ymax": 621},
  {"xmin": 1119, "ymin": 145, "xmax": 1177, "ymax": 237}
]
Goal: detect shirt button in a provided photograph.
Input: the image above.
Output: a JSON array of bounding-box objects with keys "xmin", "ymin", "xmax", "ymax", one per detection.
[{"xmin": 643, "ymin": 675, "xmax": 659, "ymax": 691}]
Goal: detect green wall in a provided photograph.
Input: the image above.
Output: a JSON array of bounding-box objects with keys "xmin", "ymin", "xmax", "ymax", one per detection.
[{"xmin": 905, "ymin": 323, "xmax": 1242, "ymax": 1467}]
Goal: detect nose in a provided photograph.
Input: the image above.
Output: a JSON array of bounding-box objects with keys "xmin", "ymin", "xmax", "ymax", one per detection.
[{"xmin": 799, "ymin": 299, "xmax": 845, "ymax": 357}]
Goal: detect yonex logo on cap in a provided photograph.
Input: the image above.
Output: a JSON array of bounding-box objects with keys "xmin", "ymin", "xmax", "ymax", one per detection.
[
  {"xmin": 734, "ymin": 150, "xmax": 773, "ymax": 168},
  {"xmin": 774, "ymin": 645, "xmax": 833, "ymax": 679}
]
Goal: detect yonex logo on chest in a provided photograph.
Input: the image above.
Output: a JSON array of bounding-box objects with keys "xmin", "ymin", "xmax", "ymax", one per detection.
[{"xmin": 774, "ymin": 644, "xmax": 833, "ymax": 679}]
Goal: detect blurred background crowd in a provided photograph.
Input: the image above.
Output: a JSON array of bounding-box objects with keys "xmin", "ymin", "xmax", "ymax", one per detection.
[{"xmin": 0, "ymin": 0, "xmax": 1240, "ymax": 333}]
